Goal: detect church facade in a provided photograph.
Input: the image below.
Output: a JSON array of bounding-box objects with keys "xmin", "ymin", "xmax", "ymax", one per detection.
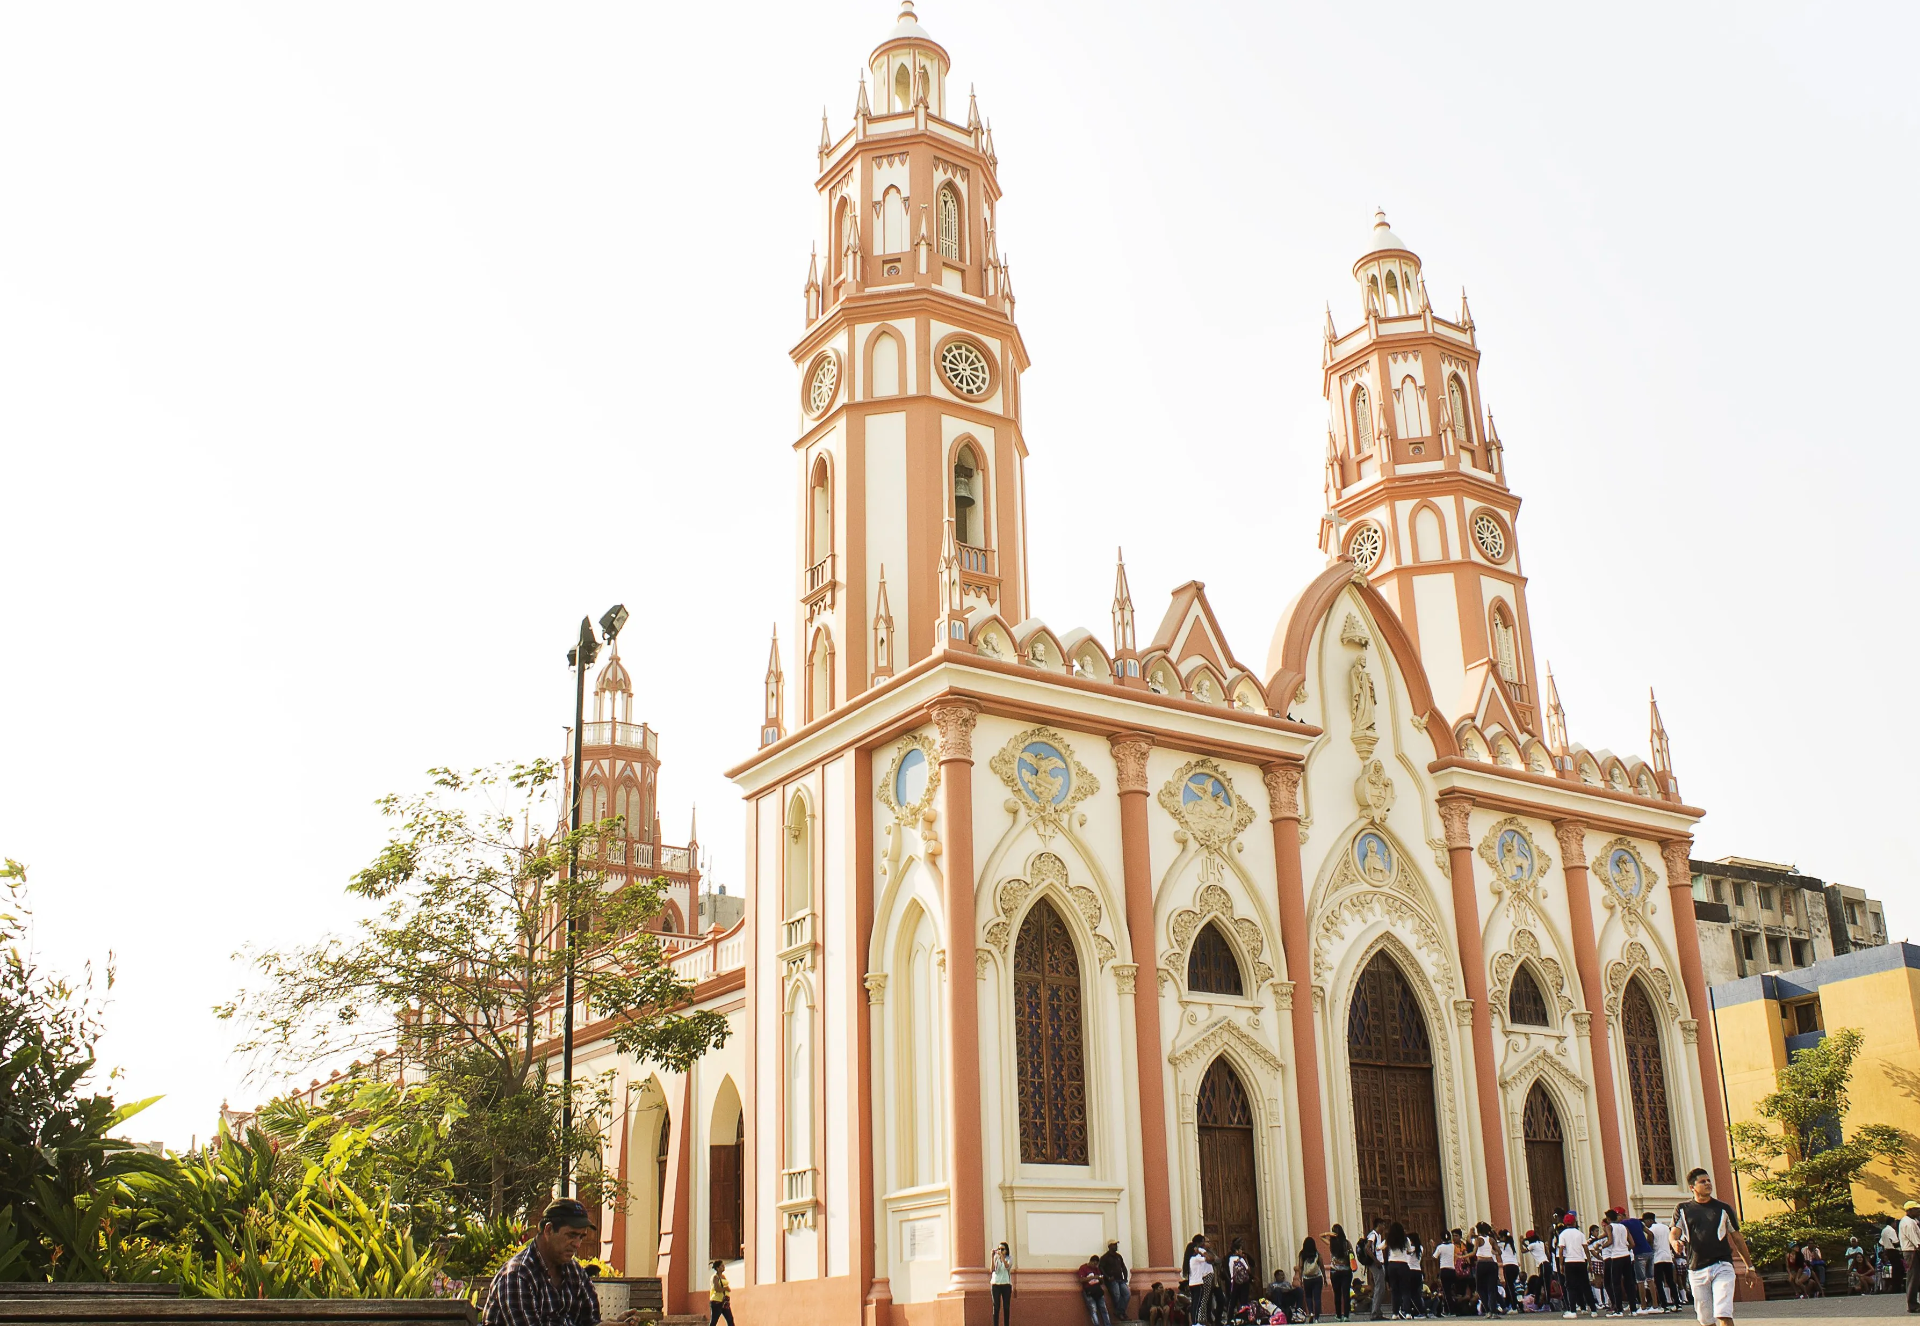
[{"xmin": 612, "ymin": 6, "xmax": 1738, "ymax": 1321}]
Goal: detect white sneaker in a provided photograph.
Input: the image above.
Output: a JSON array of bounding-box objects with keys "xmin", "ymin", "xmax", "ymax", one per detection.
[{"xmin": 1563, "ymin": 1314, "xmax": 1577, "ymax": 1320}]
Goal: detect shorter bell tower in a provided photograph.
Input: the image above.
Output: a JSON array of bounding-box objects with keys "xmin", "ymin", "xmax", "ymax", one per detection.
[{"xmin": 1318, "ymin": 211, "xmax": 1541, "ymax": 733}]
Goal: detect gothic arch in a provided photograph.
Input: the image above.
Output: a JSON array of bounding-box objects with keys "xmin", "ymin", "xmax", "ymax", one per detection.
[
  {"xmin": 1321, "ymin": 927, "xmax": 1468, "ymax": 1231},
  {"xmin": 626, "ymin": 1075, "xmax": 673, "ymax": 1275},
  {"xmin": 947, "ymin": 434, "xmax": 990, "ymax": 549},
  {"xmin": 862, "ymin": 322, "xmax": 908, "ymax": 399},
  {"xmin": 1409, "ymin": 499, "xmax": 1447, "ymax": 562},
  {"xmin": 1162, "ymin": 882, "xmax": 1276, "ymax": 1000},
  {"xmin": 1489, "ymin": 928, "xmax": 1576, "ymax": 1033},
  {"xmin": 806, "ymin": 452, "xmax": 833, "ymax": 568},
  {"xmin": 1497, "ymin": 1048, "xmax": 1597, "ymax": 1226},
  {"xmin": 804, "ymin": 627, "xmax": 835, "ymax": 724},
  {"xmin": 1167, "ymin": 1020, "xmax": 1287, "ymax": 1277}
]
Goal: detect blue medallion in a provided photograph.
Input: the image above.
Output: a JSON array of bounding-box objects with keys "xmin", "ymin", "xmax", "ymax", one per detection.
[
  {"xmin": 1181, "ymin": 771, "xmax": 1232, "ymax": 811},
  {"xmin": 1607, "ymin": 847, "xmax": 1643, "ymax": 898},
  {"xmin": 895, "ymin": 746, "xmax": 928, "ymax": 809},
  {"xmin": 1495, "ymin": 829, "xmax": 1533, "ymax": 884},
  {"xmin": 1354, "ymin": 830, "xmax": 1394, "ymax": 885},
  {"xmin": 1016, "ymin": 741, "xmax": 1071, "ymax": 806}
]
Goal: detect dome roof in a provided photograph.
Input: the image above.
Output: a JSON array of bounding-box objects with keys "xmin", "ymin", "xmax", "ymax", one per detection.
[
  {"xmin": 879, "ymin": 0, "xmax": 935, "ymax": 47},
  {"xmin": 1367, "ymin": 208, "xmax": 1410, "ymax": 254},
  {"xmin": 595, "ymin": 651, "xmax": 632, "ymax": 694}
]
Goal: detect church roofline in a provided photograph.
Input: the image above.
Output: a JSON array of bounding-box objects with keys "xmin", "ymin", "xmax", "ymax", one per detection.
[{"xmin": 1427, "ymin": 755, "xmax": 1706, "ymax": 829}]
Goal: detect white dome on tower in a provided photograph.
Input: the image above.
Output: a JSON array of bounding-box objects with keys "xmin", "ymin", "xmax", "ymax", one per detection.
[
  {"xmin": 1367, "ymin": 208, "xmax": 1410, "ymax": 255},
  {"xmin": 883, "ymin": 0, "xmax": 933, "ymax": 43}
]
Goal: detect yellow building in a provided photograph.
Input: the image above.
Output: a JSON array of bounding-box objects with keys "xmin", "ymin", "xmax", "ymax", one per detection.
[{"xmin": 1709, "ymin": 941, "xmax": 1920, "ymax": 1220}]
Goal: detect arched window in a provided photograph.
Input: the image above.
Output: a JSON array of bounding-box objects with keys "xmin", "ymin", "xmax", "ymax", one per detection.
[
  {"xmin": 1187, "ymin": 922, "xmax": 1244, "ymax": 996},
  {"xmin": 1352, "ymin": 385, "xmax": 1373, "ymax": 451},
  {"xmin": 833, "ymin": 199, "xmax": 851, "ymax": 280},
  {"xmin": 1413, "ymin": 505, "xmax": 1444, "ymax": 562},
  {"xmin": 937, "ymin": 185, "xmax": 961, "ymax": 261},
  {"xmin": 1621, "ymin": 980, "xmax": 1676, "ymax": 1185},
  {"xmin": 784, "ymin": 794, "xmax": 810, "ymax": 917},
  {"xmin": 654, "ymin": 1104, "xmax": 672, "ymax": 1226},
  {"xmin": 614, "ymin": 786, "xmax": 630, "ymax": 835},
  {"xmin": 709, "ymin": 1082, "xmax": 744, "ymax": 1260},
  {"xmin": 953, "ymin": 444, "xmax": 983, "ymax": 546},
  {"xmin": 1508, "ymin": 964, "xmax": 1551, "ymax": 1026},
  {"xmin": 808, "ymin": 456, "xmax": 831, "ymax": 568},
  {"xmin": 1449, "ymin": 375, "xmax": 1473, "ymax": 446},
  {"xmin": 1367, "ymin": 274, "xmax": 1381, "ymax": 313},
  {"xmin": 807, "ymin": 629, "xmax": 834, "ymax": 722},
  {"xmin": 893, "ymin": 63, "xmax": 911, "ymax": 112},
  {"xmin": 1396, "ymin": 375, "xmax": 1421, "ymax": 438},
  {"xmin": 881, "ymin": 186, "xmax": 907, "ymax": 254},
  {"xmin": 870, "ymin": 329, "xmax": 900, "ymax": 396},
  {"xmin": 1491, "ymin": 605, "xmax": 1519, "ymax": 685},
  {"xmin": 1384, "ymin": 269, "xmax": 1402, "ymax": 316},
  {"xmin": 1014, "ymin": 899, "xmax": 1088, "ymax": 1164}
]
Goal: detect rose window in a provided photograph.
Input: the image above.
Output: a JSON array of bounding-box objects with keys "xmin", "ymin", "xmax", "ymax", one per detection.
[
  {"xmin": 939, "ymin": 340, "xmax": 992, "ymax": 397},
  {"xmin": 1473, "ymin": 512, "xmax": 1507, "ymax": 561},
  {"xmin": 1348, "ymin": 523, "xmax": 1383, "ymax": 571},
  {"xmin": 808, "ymin": 355, "xmax": 839, "ymax": 414}
]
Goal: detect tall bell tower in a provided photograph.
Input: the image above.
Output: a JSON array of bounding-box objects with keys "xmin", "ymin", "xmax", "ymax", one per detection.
[
  {"xmin": 786, "ymin": 1, "xmax": 1031, "ymax": 734},
  {"xmin": 1317, "ymin": 212, "xmax": 1542, "ymax": 735}
]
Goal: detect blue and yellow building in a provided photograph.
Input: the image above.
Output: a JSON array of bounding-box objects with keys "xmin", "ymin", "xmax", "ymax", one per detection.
[{"xmin": 1709, "ymin": 941, "xmax": 1920, "ymax": 1219}]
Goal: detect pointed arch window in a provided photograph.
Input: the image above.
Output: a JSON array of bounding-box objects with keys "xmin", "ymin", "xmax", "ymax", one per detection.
[
  {"xmin": 1188, "ymin": 922, "xmax": 1245, "ymax": 996},
  {"xmin": 808, "ymin": 456, "xmax": 832, "ymax": 569},
  {"xmin": 1508, "ymin": 964, "xmax": 1551, "ymax": 1026},
  {"xmin": 1352, "ymin": 385, "xmax": 1373, "ymax": 452},
  {"xmin": 1448, "ymin": 375, "xmax": 1473, "ymax": 446},
  {"xmin": 937, "ymin": 185, "xmax": 961, "ymax": 262},
  {"xmin": 1621, "ymin": 980, "xmax": 1676, "ymax": 1185},
  {"xmin": 654, "ymin": 1105, "xmax": 672, "ymax": 1227},
  {"xmin": 833, "ymin": 198, "xmax": 852, "ymax": 280},
  {"xmin": 784, "ymin": 794, "xmax": 811, "ymax": 918},
  {"xmin": 1491, "ymin": 603, "xmax": 1519, "ymax": 685},
  {"xmin": 1014, "ymin": 899, "xmax": 1088, "ymax": 1164},
  {"xmin": 893, "ymin": 63, "xmax": 911, "ymax": 113},
  {"xmin": 1384, "ymin": 269, "xmax": 1402, "ymax": 316},
  {"xmin": 953, "ymin": 443, "xmax": 985, "ymax": 547}
]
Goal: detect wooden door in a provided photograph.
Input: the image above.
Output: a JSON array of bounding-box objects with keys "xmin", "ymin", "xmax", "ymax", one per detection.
[
  {"xmin": 1199, "ymin": 1057, "xmax": 1263, "ymax": 1283},
  {"xmin": 1348, "ymin": 951, "xmax": 1446, "ymax": 1239},
  {"xmin": 709, "ymin": 1139, "xmax": 740, "ymax": 1259},
  {"xmin": 1521, "ymin": 1083, "xmax": 1569, "ymax": 1240}
]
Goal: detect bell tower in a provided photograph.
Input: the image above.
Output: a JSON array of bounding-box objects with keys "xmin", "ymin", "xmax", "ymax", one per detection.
[
  {"xmin": 789, "ymin": 1, "xmax": 1031, "ymax": 729},
  {"xmin": 1317, "ymin": 211, "xmax": 1542, "ymax": 734}
]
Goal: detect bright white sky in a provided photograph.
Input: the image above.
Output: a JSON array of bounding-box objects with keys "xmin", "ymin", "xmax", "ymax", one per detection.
[{"xmin": 3, "ymin": 2, "xmax": 1914, "ymax": 1148}]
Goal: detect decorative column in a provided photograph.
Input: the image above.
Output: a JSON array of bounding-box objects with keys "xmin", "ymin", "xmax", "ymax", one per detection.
[
  {"xmin": 1262, "ymin": 763, "xmax": 1330, "ymax": 1238},
  {"xmin": 1553, "ymin": 819, "xmax": 1629, "ymax": 1208},
  {"xmin": 1661, "ymin": 838, "xmax": 1736, "ymax": 1201},
  {"xmin": 1109, "ymin": 733, "xmax": 1175, "ymax": 1271},
  {"xmin": 1436, "ymin": 796, "xmax": 1512, "ymax": 1228},
  {"xmin": 929, "ymin": 700, "xmax": 989, "ymax": 1309}
]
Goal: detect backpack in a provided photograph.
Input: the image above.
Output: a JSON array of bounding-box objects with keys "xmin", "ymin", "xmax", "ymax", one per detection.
[
  {"xmin": 1232, "ymin": 1255, "xmax": 1251, "ymax": 1285},
  {"xmin": 1357, "ymin": 1240, "xmax": 1378, "ymax": 1269}
]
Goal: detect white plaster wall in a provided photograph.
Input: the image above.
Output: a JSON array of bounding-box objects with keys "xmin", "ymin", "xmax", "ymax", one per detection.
[
  {"xmin": 754, "ymin": 791, "xmax": 781, "ymax": 1282},
  {"xmin": 823, "ymin": 755, "xmax": 851, "ymax": 1278},
  {"xmin": 1410, "ymin": 573, "xmax": 1467, "ymax": 714},
  {"xmin": 865, "ymin": 412, "xmax": 908, "ymax": 639}
]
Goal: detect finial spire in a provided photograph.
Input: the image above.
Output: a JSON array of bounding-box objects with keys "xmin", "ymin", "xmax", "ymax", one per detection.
[
  {"xmin": 688, "ymin": 803, "xmax": 699, "ymax": 845},
  {"xmin": 872, "ymin": 564, "xmax": 895, "ymax": 682},
  {"xmin": 761, "ymin": 625, "xmax": 785, "ymax": 747},
  {"xmin": 1648, "ymin": 689, "xmax": 1676, "ymax": 800},
  {"xmin": 1324, "ymin": 302, "xmax": 1337, "ymax": 342},
  {"xmin": 855, "ymin": 70, "xmax": 870, "ymax": 119},
  {"xmin": 1111, "ymin": 547, "xmax": 1136, "ymax": 655},
  {"xmin": 818, "ymin": 106, "xmax": 831, "ymax": 158},
  {"xmin": 1543, "ymin": 663, "xmax": 1569, "ymax": 761},
  {"xmin": 1458, "ymin": 286, "xmax": 1474, "ymax": 329},
  {"xmin": 967, "ymin": 83, "xmax": 981, "ymax": 131}
]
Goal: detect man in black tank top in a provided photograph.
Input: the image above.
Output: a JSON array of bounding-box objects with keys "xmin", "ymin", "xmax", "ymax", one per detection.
[{"xmin": 1670, "ymin": 1170, "xmax": 1752, "ymax": 1326}]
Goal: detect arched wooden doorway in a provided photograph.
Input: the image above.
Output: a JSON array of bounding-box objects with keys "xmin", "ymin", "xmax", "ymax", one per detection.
[
  {"xmin": 1620, "ymin": 981, "xmax": 1676, "ymax": 1186},
  {"xmin": 1521, "ymin": 1083, "xmax": 1570, "ymax": 1239},
  {"xmin": 1198, "ymin": 1057, "xmax": 1262, "ymax": 1284},
  {"xmin": 1347, "ymin": 950, "xmax": 1446, "ymax": 1237}
]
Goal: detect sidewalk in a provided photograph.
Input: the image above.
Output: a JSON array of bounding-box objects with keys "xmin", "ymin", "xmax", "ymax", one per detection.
[{"xmin": 1734, "ymin": 1295, "xmax": 1909, "ymax": 1319}]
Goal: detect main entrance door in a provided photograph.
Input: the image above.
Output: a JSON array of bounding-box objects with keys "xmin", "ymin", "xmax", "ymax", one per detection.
[
  {"xmin": 1348, "ymin": 951, "xmax": 1446, "ymax": 1238},
  {"xmin": 1522, "ymin": 1083, "xmax": 1570, "ymax": 1239},
  {"xmin": 1198, "ymin": 1057, "xmax": 1262, "ymax": 1283}
]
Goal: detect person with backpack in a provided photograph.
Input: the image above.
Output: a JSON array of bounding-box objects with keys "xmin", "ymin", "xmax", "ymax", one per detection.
[
  {"xmin": 1364, "ymin": 1219, "xmax": 1390, "ymax": 1320},
  {"xmin": 1228, "ymin": 1237, "xmax": 1253, "ymax": 1318},
  {"xmin": 1328, "ymin": 1225, "xmax": 1355, "ymax": 1322},
  {"xmin": 1079, "ymin": 1251, "xmax": 1114, "ymax": 1326},
  {"xmin": 1299, "ymin": 1236, "xmax": 1326, "ymax": 1323}
]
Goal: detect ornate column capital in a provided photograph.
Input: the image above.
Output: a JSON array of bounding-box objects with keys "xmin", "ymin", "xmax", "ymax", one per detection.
[
  {"xmin": 1109, "ymin": 733, "xmax": 1154, "ymax": 794},
  {"xmin": 1262, "ymin": 763, "xmax": 1304, "ymax": 821},
  {"xmin": 928, "ymin": 699, "xmax": 980, "ymax": 763},
  {"xmin": 863, "ymin": 973, "xmax": 888, "ymax": 1005},
  {"xmin": 1452, "ymin": 997, "xmax": 1477, "ymax": 1028},
  {"xmin": 1272, "ymin": 979, "xmax": 1295, "ymax": 1011},
  {"xmin": 1570, "ymin": 1010, "xmax": 1593, "ymax": 1038},
  {"xmin": 1112, "ymin": 962, "xmax": 1139, "ymax": 996},
  {"xmin": 1678, "ymin": 1018, "xmax": 1699, "ymax": 1044},
  {"xmin": 1437, "ymin": 796, "xmax": 1474, "ymax": 850},
  {"xmin": 1659, "ymin": 838, "xmax": 1696, "ymax": 890},
  {"xmin": 1552, "ymin": 819, "xmax": 1587, "ymax": 862}
]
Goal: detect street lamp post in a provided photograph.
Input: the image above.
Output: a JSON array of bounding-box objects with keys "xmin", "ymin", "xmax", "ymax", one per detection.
[{"xmin": 560, "ymin": 604, "xmax": 628, "ymax": 1198}]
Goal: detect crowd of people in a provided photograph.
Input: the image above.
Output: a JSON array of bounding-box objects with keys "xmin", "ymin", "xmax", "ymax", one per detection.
[{"xmin": 1033, "ymin": 1169, "xmax": 1829, "ymax": 1326}]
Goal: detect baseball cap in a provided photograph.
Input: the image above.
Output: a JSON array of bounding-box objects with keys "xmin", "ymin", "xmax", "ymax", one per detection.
[
  {"xmin": 542, "ymin": 1198, "xmax": 597, "ymax": 1230},
  {"xmin": 1563, "ymin": 1214, "xmax": 1576, "ymax": 1227}
]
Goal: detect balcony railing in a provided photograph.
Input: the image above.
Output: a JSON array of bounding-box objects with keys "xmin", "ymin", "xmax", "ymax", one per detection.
[
  {"xmin": 805, "ymin": 553, "xmax": 835, "ymax": 597},
  {"xmin": 958, "ymin": 543, "xmax": 994, "ymax": 575},
  {"xmin": 782, "ymin": 1167, "xmax": 816, "ymax": 1205},
  {"xmin": 579, "ymin": 721, "xmax": 658, "ymax": 754},
  {"xmin": 782, "ymin": 913, "xmax": 813, "ymax": 952}
]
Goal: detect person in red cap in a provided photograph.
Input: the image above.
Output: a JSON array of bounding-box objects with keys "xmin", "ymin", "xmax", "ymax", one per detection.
[{"xmin": 1556, "ymin": 1213, "xmax": 1593, "ymax": 1317}]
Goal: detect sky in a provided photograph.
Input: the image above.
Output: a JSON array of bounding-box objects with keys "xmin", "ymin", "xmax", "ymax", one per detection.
[{"xmin": 2, "ymin": 1, "xmax": 1915, "ymax": 1149}]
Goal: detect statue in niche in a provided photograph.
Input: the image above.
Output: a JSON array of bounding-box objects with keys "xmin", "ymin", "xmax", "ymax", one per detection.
[{"xmin": 1349, "ymin": 653, "xmax": 1379, "ymax": 757}]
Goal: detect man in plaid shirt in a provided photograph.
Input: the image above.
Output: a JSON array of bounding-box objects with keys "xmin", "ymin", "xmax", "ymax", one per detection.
[{"xmin": 485, "ymin": 1199, "xmax": 614, "ymax": 1326}]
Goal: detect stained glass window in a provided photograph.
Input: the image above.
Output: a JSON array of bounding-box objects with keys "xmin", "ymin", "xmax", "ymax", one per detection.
[
  {"xmin": 1353, "ymin": 385, "xmax": 1373, "ymax": 450},
  {"xmin": 1522, "ymin": 1082, "xmax": 1563, "ymax": 1142},
  {"xmin": 1508, "ymin": 964, "xmax": 1551, "ymax": 1026},
  {"xmin": 1449, "ymin": 375, "xmax": 1473, "ymax": 445},
  {"xmin": 1621, "ymin": 980, "xmax": 1676, "ymax": 1186},
  {"xmin": 1188, "ymin": 922, "xmax": 1244, "ymax": 997},
  {"xmin": 1014, "ymin": 899, "xmax": 1088, "ymax": 1164}
]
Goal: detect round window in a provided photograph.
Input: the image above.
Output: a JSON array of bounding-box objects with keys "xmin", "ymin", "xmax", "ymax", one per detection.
[
  {"xmin": 1472, "ymin": 512, "xmax": 1508, "ymax": 561},
  {"xmin": 938, "ymin": 339, "xmax": 993, "ymax": 397},
  {"xmin": 807, "ymin": 353, "xmax": 839, "ymax": 415},
  {"xmin": 1348, "ymin": 523, "xmax": 1383, "ymax": 572}
]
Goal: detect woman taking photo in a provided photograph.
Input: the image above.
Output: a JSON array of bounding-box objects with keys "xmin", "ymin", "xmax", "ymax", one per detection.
[{"xmin": 990, "ymin": 1242, "xmax": 1013, "ymax": 1325}]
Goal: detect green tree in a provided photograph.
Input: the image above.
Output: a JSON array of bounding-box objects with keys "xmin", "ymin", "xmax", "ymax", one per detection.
[
  {"xmin": 220, "ymin": 760, "xmax": 727, "ymax": 1220},
  {"xmin": 1727, "ymin": 1026, "xmax": 1906, "ymax": 1265},
  {"xmin": 0, "ymin": 859, "xmax": 165, "ymax": 1282}
]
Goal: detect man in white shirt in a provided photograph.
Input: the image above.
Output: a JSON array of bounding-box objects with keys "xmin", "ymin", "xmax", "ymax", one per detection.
[
  {"xmin": 1648, "ymin": 1214, "xmax": 1677, "ymax": 1312},
  {"xmin": 1558, "ymin": 1214, "xmax": 1593, "ymax": 1318},
  {"xmin": 1882, "ymin": 1220, "xmax": 1903, "ymax": 1295},
  {"xmin": 1602, "ymin": 1211, "xmax": 1634, "ymax": 1316},
  {"xmin": 1367, "ymin": 1220, "xmax": 1391, "ymax": 1320},
  {"xmin": 1899, "ymin": 1201, "xmax": 1920, "ymax": 1314}
]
